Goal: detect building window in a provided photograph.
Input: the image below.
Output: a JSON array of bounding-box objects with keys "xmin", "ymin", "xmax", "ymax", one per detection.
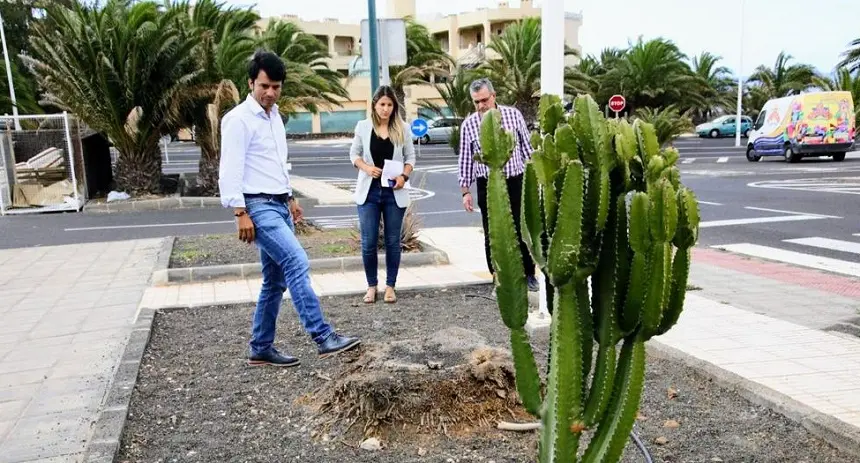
[
  {"xmin": 285, "ymin": 112, "xmax": 313, "ymax": 134},
  {"xmin": 321, "ymin": 110, "xmax": 366, "ymax": 133}
]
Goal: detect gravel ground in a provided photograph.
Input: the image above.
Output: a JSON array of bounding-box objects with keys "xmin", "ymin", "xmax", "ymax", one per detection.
[
  {"xmin": 169, "ymin": 227, "xmax": 361, "ymax": 268},
  {"xmin": 117, "ymin": 285, "xmax": 854, "ymax": 463}
]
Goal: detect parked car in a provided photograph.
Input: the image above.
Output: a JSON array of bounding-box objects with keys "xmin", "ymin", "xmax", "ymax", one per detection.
[
  {"xmin": 412, "ymin": 117, "xmax": 463, "ymax": 144},
  {"xmin": 696, "ymin": 115, "xmax": 753, "ymax": 138},
  {"xmin": 746, "ymin": 91, "xmax": 855, "ymax": 163}
]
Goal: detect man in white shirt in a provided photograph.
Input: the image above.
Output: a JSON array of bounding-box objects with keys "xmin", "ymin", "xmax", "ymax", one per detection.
[{"xmin": 219, "ymin": 50, "xmax": 360, "ymax": 367}]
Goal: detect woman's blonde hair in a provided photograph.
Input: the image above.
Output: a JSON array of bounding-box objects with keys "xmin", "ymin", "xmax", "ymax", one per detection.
[{"xmin": 370, "ymin": 85, "xmax": 406, "ymax": 146}]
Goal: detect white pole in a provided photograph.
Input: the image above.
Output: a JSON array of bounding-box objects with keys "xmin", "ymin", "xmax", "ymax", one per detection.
[
  {"xmin": 63, "ymin": 111, "xmax": 81, "ymax": 210},
  {"xmin": 162, "ymin": 137, "xmax": 170, "ymax": 164},
  {"xmin": 0, "ymin": 11, "xmax": 21, "ymax": 131},
  {"xmin": 734, "ymin": 0, "xmax": 745, "ymax": 147},
  {"xmin": 535, "ymin": 0, "xmax": 565, "ymax": 320}
]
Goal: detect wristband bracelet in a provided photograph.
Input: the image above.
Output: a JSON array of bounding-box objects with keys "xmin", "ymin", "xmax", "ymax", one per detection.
[
  {"xmin": 462, "ymin": 191, "xmax": 471, "ymax": 197},
  {"xmin": 234, "ymin": 210, "xmax": 247, "ymax": 217}
]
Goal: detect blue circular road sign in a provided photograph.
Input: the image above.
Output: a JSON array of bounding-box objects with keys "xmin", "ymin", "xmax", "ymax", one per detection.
[{"xmin": 411, "ymin": 118, "xmax": 429, "ymax": 137}]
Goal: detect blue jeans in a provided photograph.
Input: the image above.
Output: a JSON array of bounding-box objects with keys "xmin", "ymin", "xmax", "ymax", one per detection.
[
  {"xmin": 357, "ymin": 182, "xmax": 406, "ymax": 287},
  {"xmin": 245, "ymin": 197, "xmax": 333, "ymax": 355}
]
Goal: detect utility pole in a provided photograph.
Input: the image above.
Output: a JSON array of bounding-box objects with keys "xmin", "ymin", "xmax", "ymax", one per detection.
[
  {"xmin": 0, "ymin": 10, "xmax": 21, "ymax": 131},
  {"xmin": 367, "ymin": 0, "xmax": 380, "ymax": 93},
  {"xmin": 735, "ymin": 0, "xmax": 745, "ymax": 147},
  {"xmin": 531, "ymin": 0, "xmax": 565, "ymax": 324}
]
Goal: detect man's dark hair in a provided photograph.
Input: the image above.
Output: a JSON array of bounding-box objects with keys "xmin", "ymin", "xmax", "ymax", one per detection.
[{"xmin": 248, "ymin": 49, "xmax": 286, "ymax": 82}]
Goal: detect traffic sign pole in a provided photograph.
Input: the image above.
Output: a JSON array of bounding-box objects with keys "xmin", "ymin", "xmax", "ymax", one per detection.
[{"xmin": 608, "ymin": 95, "xmax": 626, "ymax": 120}]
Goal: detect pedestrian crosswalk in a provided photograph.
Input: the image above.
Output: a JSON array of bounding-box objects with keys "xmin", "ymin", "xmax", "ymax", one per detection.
[
  {"xmin": 713, "ymin": 234, "xmax": 860, "ymax": 278},
  {"xmin": 305, "ymin": 177, "xmax": 435, "ymax": 201},
  {"xmin": 311, "ymin": 217, "xmax": 358, "ymax": 229},
  {"xmin": 414, "ymin": 164, "xmax": 459, "ymax": 174}
]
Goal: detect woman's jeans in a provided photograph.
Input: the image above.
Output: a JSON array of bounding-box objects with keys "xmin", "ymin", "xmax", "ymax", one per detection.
[
  {"xmin": 245, "ymin": 195, "xmax": 333, "ymax": 356},
  {"xmin": 357, "ymin": 183, "xmax": 406, "ymax": 288}
]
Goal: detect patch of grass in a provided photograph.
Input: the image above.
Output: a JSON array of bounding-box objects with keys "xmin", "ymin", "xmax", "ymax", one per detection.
[
  {"xmin": 172, "ymin": 249, "xmax": 210, "ymax": 263},
  {"xmin": 319, "ymin": 243, "xmax": 352, "ymax": 255}
]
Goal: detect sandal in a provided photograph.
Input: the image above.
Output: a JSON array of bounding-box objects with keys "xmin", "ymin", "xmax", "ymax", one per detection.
[
  {"xmin": 383, "ymin": 286, "xmax": 397, "ymax": 304},
  {"xmin": 363, "ymin": 287, "xmax": 377, "ymax": 304}
]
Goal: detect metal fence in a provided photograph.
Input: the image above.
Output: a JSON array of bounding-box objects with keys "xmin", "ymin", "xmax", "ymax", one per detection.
[{"xmin": 0, "ymin": 112, "xmax": 84, "ymax": 215}]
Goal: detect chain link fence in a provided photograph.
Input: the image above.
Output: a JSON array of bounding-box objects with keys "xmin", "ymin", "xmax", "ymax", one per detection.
[{"xmin": 0, "ymin": 113, "xmax": 85, "ymax": 215}]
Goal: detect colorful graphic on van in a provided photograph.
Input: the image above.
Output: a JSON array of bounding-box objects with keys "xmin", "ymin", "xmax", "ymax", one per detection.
[
  {"xmin": 783, "ymin": 94, "xmax": 855, "ymax": 145},
  {"xmin": 809, "ymin": 103, "xmax": 832, "ymax": 120}
]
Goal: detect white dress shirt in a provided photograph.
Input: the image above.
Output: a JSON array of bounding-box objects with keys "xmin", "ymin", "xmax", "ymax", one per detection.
[{"xmin": 218, "ymin": 94, "xmax": 292, "ymax": 208}]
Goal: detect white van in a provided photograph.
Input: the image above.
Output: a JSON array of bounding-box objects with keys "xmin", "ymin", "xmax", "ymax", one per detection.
[{"xmin": 746, "ymin": 91, "xmax": 855, "ymax": 163}]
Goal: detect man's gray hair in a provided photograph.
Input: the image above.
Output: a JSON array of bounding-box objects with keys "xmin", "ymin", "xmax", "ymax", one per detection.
[{"xmin": 469, "ymin": 77, "xmax": 495, "ymax": 94}]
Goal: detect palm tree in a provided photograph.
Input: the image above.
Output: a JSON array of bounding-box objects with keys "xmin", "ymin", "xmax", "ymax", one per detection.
[
  {"xmin": 417, "ymin": 67, "xmax": 475, "ymax": 153},
  {"xmin": 746, "ymin": 52, "xmax": 816, "ymax": 101},
  {"xmin": 168, "ymin": 0, "xmax": 259, "ymax": 195},
  {"xmin": 839, "ymin": 38, "xmax": 860, "ymax": 72},
  {"xmin": 480, "ymin": 17, "xmax": 579, "ymax": 124},
  {"xmin": 388, "ymin": 18, "xmax": 451, "ymax": 117},
  {"xmin": 257, "ymin": 20, "xmax": 349, "ymax": 115},
  {"xmin": 813, "ymin": 67, "xmax": 860, "ymax": 127},
  {"xmin": 600, "ymin": 37, "xmax": 708, "ymax": 116},
  {"xmin": 634, "ymin": 105, "xmax": 694, "ymax": 146},
  {"xmin": 25, "ymin": 0, "xmax": 201, "ymax": 194},
  {"xmin": 690, "ymin": 52, "xmax": 735, "ymax": 122}
]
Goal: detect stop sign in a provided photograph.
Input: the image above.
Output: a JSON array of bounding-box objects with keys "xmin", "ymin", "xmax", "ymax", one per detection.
[{"xmin": 608, "ymin": 95, "xmax": 626, "ymax": 113}]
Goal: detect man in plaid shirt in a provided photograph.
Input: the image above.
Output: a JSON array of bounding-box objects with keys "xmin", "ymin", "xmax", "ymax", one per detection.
[{"xmin": 458, "ymin": 78, "xmax": 538, "ymax": 292}]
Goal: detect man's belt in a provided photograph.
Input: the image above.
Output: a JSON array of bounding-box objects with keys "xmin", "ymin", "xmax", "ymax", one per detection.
[{"xmin": 244, "ymin": 192, "xmax": 293, "ymax": 203}]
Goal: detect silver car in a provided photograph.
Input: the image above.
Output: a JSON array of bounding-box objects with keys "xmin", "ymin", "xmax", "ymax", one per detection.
[{"xmin": 412, "ymin": 117, "xmax": 463, "ymax": 144}]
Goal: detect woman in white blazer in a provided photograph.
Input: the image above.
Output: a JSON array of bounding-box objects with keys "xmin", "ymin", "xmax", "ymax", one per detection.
[{"xmin": 349, "ymin": 85, "xmax": 416, "ymax": 304}]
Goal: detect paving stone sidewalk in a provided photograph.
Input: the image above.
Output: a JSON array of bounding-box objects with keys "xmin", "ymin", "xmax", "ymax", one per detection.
[{"xmin": 0, "ymin": 239, "xmax": 164, "ymax": 463}]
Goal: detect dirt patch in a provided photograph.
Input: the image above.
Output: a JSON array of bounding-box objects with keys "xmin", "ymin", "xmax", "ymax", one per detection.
[
  {"xmin": 117, "ymin": 286, "xmax": 857, "ymax": 462},
  {"xmin": 169, "ymin": 226, "xmax": 362, "ymax": 268}
]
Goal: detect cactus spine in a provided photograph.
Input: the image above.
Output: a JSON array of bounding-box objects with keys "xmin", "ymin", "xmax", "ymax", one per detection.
[{"xmin": 480, "ymin": 93, "xmax": 700, "ymax": 462}]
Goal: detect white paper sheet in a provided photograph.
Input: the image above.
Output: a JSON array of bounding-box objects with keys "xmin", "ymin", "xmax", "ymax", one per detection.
[{"xmin": 381, "ymin": 159, "xmax": 404, "ymax": 188}]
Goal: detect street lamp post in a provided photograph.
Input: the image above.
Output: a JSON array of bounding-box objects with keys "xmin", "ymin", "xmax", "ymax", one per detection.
[
  {"xmin": 532, "ymin": 0, "xmax": 565, "ymax": 322},
  {"xmin": 0, "ymin": 10, "xmax": 21, "ymax": 131},
  {"xmin": 734, "ymin": 0, "xmax": 745, "ymax": 147},
  {"xmin": 367, "ymin": 0, "xmax": 380, "ymax": 93}
]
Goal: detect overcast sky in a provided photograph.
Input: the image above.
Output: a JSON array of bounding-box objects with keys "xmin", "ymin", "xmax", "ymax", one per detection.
[{"xmin": 224, "ymin": 0, "xmax": 859, "ymax": 76}]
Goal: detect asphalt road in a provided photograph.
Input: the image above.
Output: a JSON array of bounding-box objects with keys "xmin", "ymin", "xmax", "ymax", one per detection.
[{"xmin": 3, "ymin": 137, "xmax": 859, "ymax": 279}]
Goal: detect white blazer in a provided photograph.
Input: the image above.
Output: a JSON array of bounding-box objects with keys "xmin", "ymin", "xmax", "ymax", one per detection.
[{"xmin": 349, "ymin": 119, "xmax": 417, "ymax": 208}]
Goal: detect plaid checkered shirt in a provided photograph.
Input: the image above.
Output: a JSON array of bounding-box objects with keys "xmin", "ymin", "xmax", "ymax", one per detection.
[{"xmin": 458, "ymin": 105, "xmax": 534, "ymax": 189}]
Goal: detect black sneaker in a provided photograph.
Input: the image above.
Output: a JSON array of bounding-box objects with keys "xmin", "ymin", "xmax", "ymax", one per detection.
[
  {"xmin": 317, "ymin": 332, "xmax": 361, "ymax": 358},
  {"xmin": 526, "ymin": 275, "xmax": 539, "ymax": 292},
  {"xmin": 248, "ymin": 348, "xmax": 300, "ymax": 367}
]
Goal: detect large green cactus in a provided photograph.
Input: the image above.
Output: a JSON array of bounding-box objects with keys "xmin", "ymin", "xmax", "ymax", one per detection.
[{"xmin": 481, "ymin": 93, "xmax": 700, "ymax": 463}]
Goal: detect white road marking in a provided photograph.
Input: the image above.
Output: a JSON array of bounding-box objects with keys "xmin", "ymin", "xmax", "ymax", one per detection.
[
  {"xmin": 698, "ymin": 201, "xmax": 723, "ymax": 206},
  {"xmin": 699, "ymin": 215, "xmax": 831, "ymax": 228},
  {"xmin": 65, "ymin": 221, "xmax": 233, "ymax": 231},
  {"xmin": 784, "ymin": 237, "xmax": 860, "ymax": 255},
  {"xmin": 717, "ymin": 157, "xmax": 729, "ymax": 163},
  {"xmin": 743, "ymin": 206, "xmax": 842, "ymax": 218},
  {"xmin": 712, "ymin": 243, "xmax": 860, "ymax": 278},
  {"xmin": 681, "ymin": 158, "xmax": 696, "ymax": 164}
]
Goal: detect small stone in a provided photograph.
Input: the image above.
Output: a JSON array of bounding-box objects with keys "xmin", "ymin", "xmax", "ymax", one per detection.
[
  {"xmin": 711, "ymin": 458, "xmax": 724, "ymax": 462},
  {"xmin": 655, "ymin": 436, "xmax": 669, "ymax": 446},
  {"xmin": 427, "ymin": 360, "xmax": 443, "ymax": 370},
  {"xmin": 667, "ymin": 387, "xmax": 679, "ymax": 399},
  {"xmin": 495, "ymin": 389, "xmax": 507, "ymax": 399},
  {"xmin": 663, "ymin": 419, "xmax": 680, "ymax": 429},
  {"xmin": 636, "ymin": 413, "xmax": 648, "ymax": 421},
  {"xmin": 360, "ymin": 437, "xmax": 382, "ymax": 451},
  {"xmin": 418, "ymin": 447, "xmax": 428, "ymax": 456}
]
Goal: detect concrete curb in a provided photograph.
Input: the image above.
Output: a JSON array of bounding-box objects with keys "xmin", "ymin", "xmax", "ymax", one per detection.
[
  {"xmin": 151, "ymin": 242, "xmax": 450, "ymax": 286},
  {"xmin": 144, "ymin": 279, "xmax": 495, "ymax": 311},
  {"xmin": 81, "ymin": 307, "xmax": 156, "ymax": 462},
  {"xmin": 83, "ymin": 195, "xmax": 321, "ymax": 214},
  {"xmin": 647, "ymin": 339, "xmax": 860, "ymax": 459},
  {"xmin": 289, "ymin": 176, "xmax": 354, "ymax": 206}
]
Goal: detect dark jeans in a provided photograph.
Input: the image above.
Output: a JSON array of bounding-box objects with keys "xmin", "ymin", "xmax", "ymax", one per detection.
[
  {"xmin": 245, "ymin": 195, "xmax": 333, "ymax": 356},
  {"xmin": 357, "ymin": 182, "xmax": 406, "ymax": 287},
  {"xmin": 476, "ymin": 174, "xmax": 535, "ymax": 277}
]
